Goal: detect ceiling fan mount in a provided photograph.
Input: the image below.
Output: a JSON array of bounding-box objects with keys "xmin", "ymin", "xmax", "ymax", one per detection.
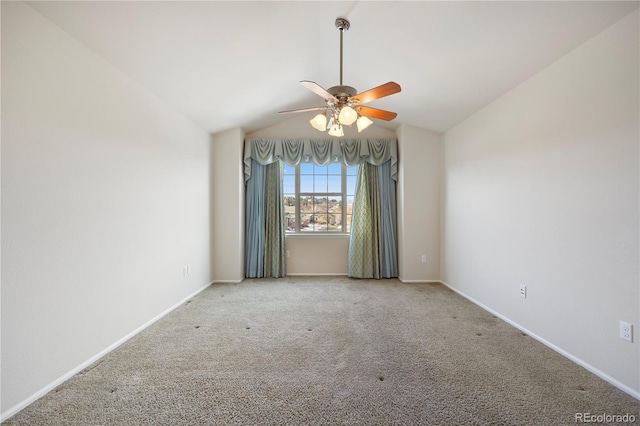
[
  {"xmin": 279, "ymin": 17, "xmax": 401, "ymax": 136},
  {"xmin": 335, "ymin": 17, "xmax": 350, "ymax": 32}
]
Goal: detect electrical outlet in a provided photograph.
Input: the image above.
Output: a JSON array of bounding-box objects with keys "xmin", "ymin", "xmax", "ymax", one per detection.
[
  {"xmin": 519, "ymin": 285, "xmax": 527, "ymax": 298},
  {"xmin": 286, "ymin": 250, "xmax": 290, "ymax": 258},
  {"xmin": 620, "ymin": 321, "xmax": 633, "ymax": 342},
  {"xmin": 421, "ymin": 255, "xmax": 427, "ymax": 263},
  {"xmin": 183, "ymin": 265, "xmax": 188, "ymax": 277}
]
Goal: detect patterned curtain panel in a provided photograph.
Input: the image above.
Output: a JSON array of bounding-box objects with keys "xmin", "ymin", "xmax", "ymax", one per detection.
[
  {"xmin": 244, "ymin": 160, "xmax": 286, "ymax": 278},
  {"xmin": 348, "ymin": 163, "xmax": 381, "ymax": 278},
  {"xmin": 348, "ymin": 160, "xmax": 398, "ymax": 279},
  {"xmin": 264, "ymin": 161, "xmax": 286, "ymax": 277}
]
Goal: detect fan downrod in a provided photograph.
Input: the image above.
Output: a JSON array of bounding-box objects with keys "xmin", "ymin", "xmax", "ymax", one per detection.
[{"xmin": 335, "ymin": 18, "xmax": 350, "ymax": 86}]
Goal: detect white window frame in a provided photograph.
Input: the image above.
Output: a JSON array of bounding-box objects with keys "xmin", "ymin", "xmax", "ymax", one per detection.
[{"xmin": 284, "ymin": 162, "xmax": 356, "ymax": 234}]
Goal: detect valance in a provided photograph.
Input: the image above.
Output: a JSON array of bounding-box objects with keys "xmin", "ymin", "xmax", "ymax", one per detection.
[{"xmin": 243, "ymin": 138, "xmax": 398, "ymax": 182}]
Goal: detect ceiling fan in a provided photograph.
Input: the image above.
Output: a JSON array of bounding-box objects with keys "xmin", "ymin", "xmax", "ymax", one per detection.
[{"xmin": 279, "ymin": 18, "xmax": 401, "ymax": 137}]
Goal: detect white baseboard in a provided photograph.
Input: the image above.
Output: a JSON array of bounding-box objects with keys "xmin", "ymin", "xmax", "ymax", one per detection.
[
  {"xmin": 440, "ymin": 280, "xmax": 640, "ymax": 401},
  {"xmin": 212, "ymin": 279, "xmax": 244, "ymax": 283},
  {"xmin": 399, "ymin": 277, "xmax": 444, "ymax": 283},
  {"xmin": 286, "ymin": 273, "xmax": 348, "ymax": 276},
  {"xmin": 285, "ymin": 276, "xmax": 440, "ymax": 281},
  {"xmin": 0, "ymin": 282, "xmax": 212, "ymax": 422}
]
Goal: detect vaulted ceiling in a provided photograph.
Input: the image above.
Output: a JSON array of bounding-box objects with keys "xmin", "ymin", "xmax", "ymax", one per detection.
[{"xmin": 27, "ymin": 1, "xmax": 639, "ymax": 135}]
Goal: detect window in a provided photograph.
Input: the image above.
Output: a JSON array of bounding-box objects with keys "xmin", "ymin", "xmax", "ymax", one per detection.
[{"xmin": 283, "ymin": 162, "xmax": 357, "ymax": 233}]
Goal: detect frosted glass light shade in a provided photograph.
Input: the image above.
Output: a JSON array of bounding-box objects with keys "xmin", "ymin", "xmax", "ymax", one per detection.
[
  {"xmin": 338, "ymin": 106, "xmax": 357, "ymax": 125},
  {"xmin": 356, "ymin": 115, "xmax": 373, "ymax": 132},
  {"xmin": 310, "ymin": 114, "xmax": 327, "ymax": 131},
  {"xmin": 328, "ymin": 123, "xmax": 344, "ymax": 137}
]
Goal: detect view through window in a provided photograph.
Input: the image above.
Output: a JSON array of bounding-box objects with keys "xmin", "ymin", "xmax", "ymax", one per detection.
[{"xmin": 284, "ymin": 162, "xmax": 357, "ymax": 233}]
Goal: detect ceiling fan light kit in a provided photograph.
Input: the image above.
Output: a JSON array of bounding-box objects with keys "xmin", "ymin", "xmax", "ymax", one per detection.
[
  {"xmin": 279, "ymin": 18, "xmax": 401, "ymax": 137},
  {"xmin": 310, "ymin": 114, "xmax": 327, "ymax": 131},
  {"xmin": 356, "ymin": 115, "xmax": 373, "ymax": 132}
]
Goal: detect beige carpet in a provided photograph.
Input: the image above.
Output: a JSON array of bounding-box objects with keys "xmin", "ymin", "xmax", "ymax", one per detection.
[{"xmin": 5, "ymin": 277, "xmax": 639, "ymax": 425}]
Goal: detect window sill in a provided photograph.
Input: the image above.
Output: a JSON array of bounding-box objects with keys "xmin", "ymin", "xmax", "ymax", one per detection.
[{"xmin": 285, "ymin": 233, "xmax": 350, "ymax": 239}]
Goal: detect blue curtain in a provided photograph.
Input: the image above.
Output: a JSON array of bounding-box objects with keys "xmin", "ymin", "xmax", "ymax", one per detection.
[
  {"xmin": 378, "ymin": 160, "xmax": 398, "ymax": 278},
  {"xmin": 245, "ymin": 159, "xmax": 266, "ymax": 277},
  {"xmin": 245, "ymin": 159, "xmax": 286, "ymax": 278}
]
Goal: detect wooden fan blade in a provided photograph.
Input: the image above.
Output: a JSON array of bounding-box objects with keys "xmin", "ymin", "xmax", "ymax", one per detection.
[
  {"xmin": 351, "ymin": 82, "xmax": 401, "ymax": 104},
  {"xmin": 279, "ymin": 106, "xmax": 327, "ymax": 114},
  {"xmin": 300, "ymin": 81, "xmax": 338, "ymax": 102},
  {"xmin": 356, "ymin": 106, "xmax": 397, "ymax": 121}
]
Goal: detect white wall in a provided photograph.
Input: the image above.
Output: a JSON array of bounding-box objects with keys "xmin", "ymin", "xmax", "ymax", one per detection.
[
  {"xmin": 211, "ymin": 128, "xmax": 245, "ymax": 282},
  {"xmin": 246, "ymin": 115, "xmax": 397, "ymax": 276},
  {"xmin": 1, "ymin": 2, "xmax": 211, "ymax": 418},
  {"xmin": 397, "ymin": 124, "xmax": 442, "ymax": 282},
  {"xmin": 442, "ymin": 10, "xmax": 639, "ymax": 396},
  {"xmin": 285, "ymin": 236, "xmax": 350, "ymax": 275}
]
